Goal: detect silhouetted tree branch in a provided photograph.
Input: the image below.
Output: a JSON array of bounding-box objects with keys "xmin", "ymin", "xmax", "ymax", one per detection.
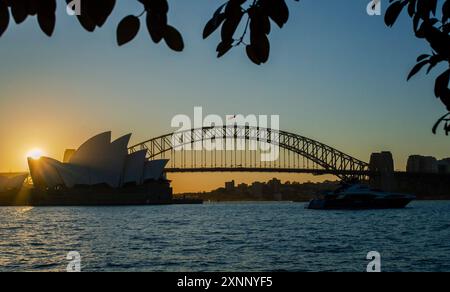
[
  {"xmin": 385, "ymin": 0, "xmax": 450, "ymax": 135},
  {"xmin": 0, "ymin": 0, "xmax": 298, "ymax": 63}
]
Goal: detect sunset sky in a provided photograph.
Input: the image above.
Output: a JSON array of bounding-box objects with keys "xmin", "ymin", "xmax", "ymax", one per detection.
[{"xmin": 0, "ymin": 1, "xmax": 448, "ymax": 193}]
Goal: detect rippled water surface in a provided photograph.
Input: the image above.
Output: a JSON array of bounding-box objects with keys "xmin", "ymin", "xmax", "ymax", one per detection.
[{"xmin": 1, "ymin": 201, "xmax": 450, "ymax": 272}]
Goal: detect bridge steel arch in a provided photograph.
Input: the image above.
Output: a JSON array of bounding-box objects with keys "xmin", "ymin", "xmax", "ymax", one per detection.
[{"xmin": 128, "ymin": 126, "xmax": 370, "ymax": 181}]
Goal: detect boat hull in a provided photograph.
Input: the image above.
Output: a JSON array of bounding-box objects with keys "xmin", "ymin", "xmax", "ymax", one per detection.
[{"xmin": 307, "ymin": 197, "xmax": 414, "ymax": 210}]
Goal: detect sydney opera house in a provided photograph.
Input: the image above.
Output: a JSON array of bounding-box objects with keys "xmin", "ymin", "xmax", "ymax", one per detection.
[
  {"xmin": 1, "ymin": 132, "xmax": 174, "ymax": 206},
  {"xmin": 28, "ymin": 132, "xmax": 169, "ymax": 190}
]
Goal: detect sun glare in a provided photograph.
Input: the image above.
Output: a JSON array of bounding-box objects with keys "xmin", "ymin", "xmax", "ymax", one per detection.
[{"xmin": 26, "ymin": 148, "xmax": 45, "ymax": 160}]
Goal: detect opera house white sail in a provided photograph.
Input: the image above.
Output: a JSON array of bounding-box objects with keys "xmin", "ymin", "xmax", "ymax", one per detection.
[{"xmin": 28, "ymin": 132, "xmax": 169, "ymax": 190}]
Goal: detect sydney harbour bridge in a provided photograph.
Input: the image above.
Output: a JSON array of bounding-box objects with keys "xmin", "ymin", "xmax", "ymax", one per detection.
[{"xmin": 129, "ymin": 126, "xmax": 371, "ymax": 181}]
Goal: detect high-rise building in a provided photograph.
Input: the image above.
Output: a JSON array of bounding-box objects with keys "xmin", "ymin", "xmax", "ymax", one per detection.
[
  {"xmin": 437, "ymin": 158, "xmax": 450, "ymax": 174},
  {"xmin": 225, "ymin": 180, "xmax": 235, "ymax": 192},
  {"xmin": 407, "ymin": 155, "xmax": 438, "ymax": 173},
  {"xmin": 369, "ymin": 151, "xmax": 394, "ymax": 173}
]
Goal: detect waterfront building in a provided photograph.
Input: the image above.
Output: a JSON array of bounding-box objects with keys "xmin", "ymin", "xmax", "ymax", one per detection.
[
  {"xmin": 437, "ymin": 158, "xmax": 450, "ymax": 174},
  {"xmin": 225, "ymin": 180, "xmax": 235, "ymax": 192},
  {"xmin": 369, "ymin": 151, "xmax": 395, "ymax": 173},
  {"xmin": 406, "ymin": 155, "xmax": 439, "ymax": 173}
]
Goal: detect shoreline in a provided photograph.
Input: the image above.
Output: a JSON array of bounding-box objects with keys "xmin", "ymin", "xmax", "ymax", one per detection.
[
  {"xmin": 174, "ymin": 193, "xmax": 450, "ymax": 202},
  {"xmin": 0, "ymin": 184, "xmax": 203, "ymax": 207},
  {"xmin": 0, "ymin": 199, "xmax": 448, "ymax": 207}
]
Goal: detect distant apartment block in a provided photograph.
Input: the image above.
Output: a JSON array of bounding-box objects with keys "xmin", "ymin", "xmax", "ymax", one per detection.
[
  {"xmin": 438, "ymin": 158, "xmax": 450, "ymax": 174},
  {"xmin": 407, "ymin": 155, "xmax": 450, "ymax": 174},
  {"xmin": 225, "ymin": 180, "xmax": 235, "ymax": 192},
  {"xmin": 369, "ymin": 151, "xmax": 395, "ymax": 173},
  {"xmin": 249, "ymin": 182, "xmax": 264, "ymax": 197}
]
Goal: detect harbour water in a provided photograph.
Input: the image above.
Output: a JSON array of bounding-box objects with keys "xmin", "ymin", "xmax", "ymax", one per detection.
[{"xmin": 1, "ymin": 201, "xmax": 450, "ymax": 272}]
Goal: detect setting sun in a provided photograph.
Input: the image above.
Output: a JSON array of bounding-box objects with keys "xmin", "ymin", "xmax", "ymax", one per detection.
[{"xmin": 26, "ymin": 148, "xmax": 45, "ymax": 160}]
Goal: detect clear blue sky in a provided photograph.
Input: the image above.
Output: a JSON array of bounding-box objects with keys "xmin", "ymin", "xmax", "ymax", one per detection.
[{"xmin": 0, "ymin": 0, "xmax": 448, "ymax": 182}]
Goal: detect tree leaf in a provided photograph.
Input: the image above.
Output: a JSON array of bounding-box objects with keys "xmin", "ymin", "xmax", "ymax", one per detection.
[
  {"xmin": 440, "ymin": 89, "xmax": 450, "ymax": 111},
  {"xmin": 38, "ymin": 0, "xmax": 57, "ymax": 16},
  {"xmin": 146, "ymin": 12, "xmax": 167, "ymax": 43},
  {"xmin": 432, "ymin": 113, "xmax": 450, "ymax": 134},
  {"xmin": 35, "ymin": 0, "xmax": 56, "ymax": 36},
  {"xmin": 249, "ymin": 6, "xmax": 271, "ymax": 35},
  {"xmin": 407, "ymin": 0, "xmax": 417, "ymax": 17},
  {"xmin": 443, "ymin": 0, "xmax": 450, "ymax": 23},
  {"xmin": 117, "ymin": 15, "xmax": 140, "ymax": 46},
  {"xmin": 27, "ymin": 0, "xmax": 38, "ymax": 16},
  {"xmin": 11, "ymin": 0, "xmax": 28, "ymax": 24},
  {"xmin": 164, "ymin": 25, "xmax": 184, "ymax": 52},
  {"xmin": 385, "ymin": 1, "xmax": 406, "ymax": 27},
  {"xmin": 92, "ymin": 0, "xmax": 116, "ymax": 27},
  {"xmin": 425, "ymin": 55, "xmax": 444, "ymax": 74},
  {"xmin": 0, "ymin": 0, "xmax": 9, "ymax": 37},
  {"xmin": 434, "ymin": 69, "xmax": 450, "ymax": 98},
  {"xmin": 149, "ymin": 0, "xmax": 169, "ymax": 14},
  {"xmin": 221, "ymin": 11, "xmax": 243, "ymax": 41},
  {"xmin": 407, "ymin": 60, "xmax": 429, "ymax": 80},
  {"xmin": 37, "ymin": 12, "xmax": 56, "ymax": 37},
  {"xmin": 203, "ymin": 13, "xmax": 225, "ymax": 39},
  {"xmin": 413, "ymin": 14, "xmax": 421, "ymax": 33},
  {"xmin": 426, "ymin": 63, "xmax": 437, "ymax": 74},
  {"xmin": 428, "ymin": 0, "xmax": 438, "ymax": 16},
  {"xmin": 246, "ymin": 45, "xmax": 261, "ymax": 65},
  {"xmin": 442, "ymin": 23, "xmax": 450, "ymax": 35},
  {"xmin": 255, "ymin": 35, "xmax": 270, "ymax": 63},
  {"xmin": 216, "ymin": 39, "xmax": 232, "ymax": 58},
  {"xmin": 416, "ymin": 54, "xmax": 430, "ymax": 62},
  {"xmin": 250, "ymin": 24, "xmax": 270, "ymax": 63},
  {"xmin": 38, "ymin": 13, "xmax": 56, "ymax": 37},
  {"xmin": 213, "ymin": 2, "xmax": 227, "ymax": 18},
  {"xmin": 426, "ymin": 26, "xmax": 450, "ymax": 59},
  {"xmin": 261, "ymin": 0, "xmax": 289, "ymax": 28}
]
